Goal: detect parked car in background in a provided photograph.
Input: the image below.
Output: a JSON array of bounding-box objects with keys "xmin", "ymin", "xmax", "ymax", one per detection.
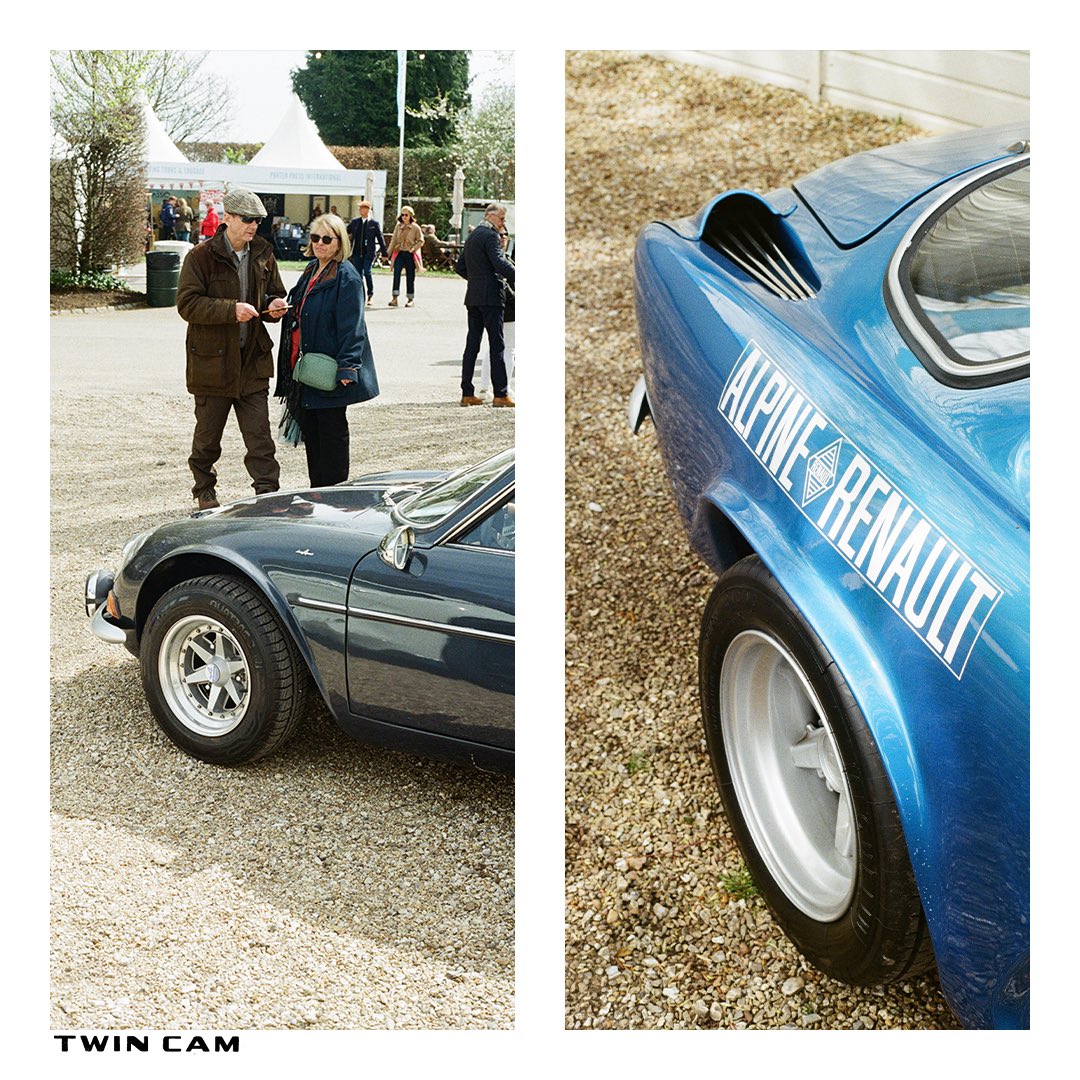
[
  {"xmin": 631, "ymin": 125, "xmax": 1029, "ymax": 1029},
  {"xmin": 86, "ymin": 450, "xmax": 515, "ymax": 773}
]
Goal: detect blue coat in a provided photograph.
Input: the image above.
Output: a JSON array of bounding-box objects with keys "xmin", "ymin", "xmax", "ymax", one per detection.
[{"xmin": 275, "ymin": 258, "xmax": 378, "ymax": 409}]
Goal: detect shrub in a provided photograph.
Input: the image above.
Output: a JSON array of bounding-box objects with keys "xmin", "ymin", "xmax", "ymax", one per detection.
[{"xmin": 51, "ymin": 269, "xmax": 130, "ymax": 291}]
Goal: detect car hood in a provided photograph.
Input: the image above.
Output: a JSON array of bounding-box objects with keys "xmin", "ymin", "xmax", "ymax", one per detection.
[
  {"xmin": 793, "ymin": 122, "xmax": 1028, "ymax": 246},
  {"xmin": 193, "ymin": 470, "xmax": 447, "ymax": 525}
]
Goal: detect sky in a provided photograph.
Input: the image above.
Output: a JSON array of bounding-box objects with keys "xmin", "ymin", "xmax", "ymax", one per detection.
[{"xmin": 187, "ymin": 50, "xmax": 513, "ymax": 144}]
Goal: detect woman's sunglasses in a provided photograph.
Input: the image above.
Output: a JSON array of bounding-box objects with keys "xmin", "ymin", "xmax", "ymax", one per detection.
[{"xmin": 309, "ymin": 233, "xmax": 337, "ymax": 245}]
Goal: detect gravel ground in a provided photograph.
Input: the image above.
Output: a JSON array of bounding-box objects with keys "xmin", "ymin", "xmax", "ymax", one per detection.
[
  {"xmin": 563, "ymin": 51, "xmax": 960, "ymax": 1030},
  {"xmin": 51, "ymin": 387, "xmax": 514, "ymax": 1029}
]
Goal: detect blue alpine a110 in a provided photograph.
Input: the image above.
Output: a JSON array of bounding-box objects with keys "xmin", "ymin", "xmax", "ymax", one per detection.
[
  {"xmin": 630, "ymin": 125, "xmax": 1028, "ymax": 1029},
  {"xmin": 85, "ymin": 450, "xmax": 515, "ymax": 773}
]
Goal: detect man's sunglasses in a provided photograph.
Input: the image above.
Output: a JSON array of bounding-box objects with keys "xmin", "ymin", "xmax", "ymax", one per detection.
[
  {"xmin": 309, "ymin": 233, "xmax": 337, "ymax": 245},
  {"xmin": 240, "ymin": 215, "xmax": 264, "ymax": 224}
]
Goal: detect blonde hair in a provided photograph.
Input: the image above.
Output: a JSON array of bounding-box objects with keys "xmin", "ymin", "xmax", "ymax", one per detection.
[{"xmin": 302, "ymin": 213, "xmax": 351, "ymax": 262}]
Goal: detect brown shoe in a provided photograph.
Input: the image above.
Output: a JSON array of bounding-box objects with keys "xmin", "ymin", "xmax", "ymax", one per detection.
[
  {"xmin": 196, "ymin": 488, "xmax": 220, "ymax": 510},
  {"xmin": 460, "ymin": 395, "xmax": 484, "ymax": 406},
  {"xmin": 388, "ymin": 296, "xmax": 398, "ymax": 307},
  {"xmin": 492, "ymin": 395, "xmax": 516, "ymax": 408}
]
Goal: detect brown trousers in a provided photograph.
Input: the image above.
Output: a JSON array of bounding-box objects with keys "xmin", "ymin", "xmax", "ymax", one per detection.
[{"xmin": 189, "ymin": 386, "xmax": 280, "ymax": 497}]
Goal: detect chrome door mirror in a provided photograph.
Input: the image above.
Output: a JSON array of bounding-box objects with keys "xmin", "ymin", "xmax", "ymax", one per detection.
[{"xmin": 378, "ymin": 524, "xmax": 415, "ymax": 571}]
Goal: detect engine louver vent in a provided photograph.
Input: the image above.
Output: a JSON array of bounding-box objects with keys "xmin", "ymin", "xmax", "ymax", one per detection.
[{"xmin": 703, "ymin": 196, "xmax": 818, "ymax": 301}]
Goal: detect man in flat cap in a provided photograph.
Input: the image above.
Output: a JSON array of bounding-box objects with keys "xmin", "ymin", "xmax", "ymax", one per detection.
[{"xmin": 177, "ymin": 187, "xmax": 289, "ymax": 508}]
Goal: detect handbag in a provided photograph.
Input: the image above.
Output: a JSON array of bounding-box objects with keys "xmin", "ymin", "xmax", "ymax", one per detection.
[{"xmin": 294, "ymin": 351, "xmax": 339, "ymax": 392}]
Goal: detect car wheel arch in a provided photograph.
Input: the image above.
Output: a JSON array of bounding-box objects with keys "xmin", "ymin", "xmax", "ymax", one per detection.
[
  {"xmin": 134, "ymin": 550, "xmax": 329, "ymax": 705},
  {"xmin": 691, "ymin": 488, "xmax": 932, "ymax": 867}
]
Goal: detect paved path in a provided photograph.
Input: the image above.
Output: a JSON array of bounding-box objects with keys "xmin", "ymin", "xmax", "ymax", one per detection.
[{"xmin": 51, "ymin": 271, "xmax": 483, "ymax": 406}]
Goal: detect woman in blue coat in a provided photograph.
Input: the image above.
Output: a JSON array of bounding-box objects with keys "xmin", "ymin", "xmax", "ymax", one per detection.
[{"xmin": 274, "ymin": 214, "xmax": 379, "ymax": 487}]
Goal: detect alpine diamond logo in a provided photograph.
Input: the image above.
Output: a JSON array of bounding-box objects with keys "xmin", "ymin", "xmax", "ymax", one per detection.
[{"xmin": 803, "ymin": 438, "xmax": 843, "ymax": 506}]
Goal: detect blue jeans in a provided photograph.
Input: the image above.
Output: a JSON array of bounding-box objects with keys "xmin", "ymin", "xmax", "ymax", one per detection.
[{"xmin": 392, "ymin": 252, "xmax": 415, "ymax": 298}]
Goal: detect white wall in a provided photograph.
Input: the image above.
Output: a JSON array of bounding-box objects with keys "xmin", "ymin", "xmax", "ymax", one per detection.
[{"xmin": 647, "ymin": 50, "xmax": 1029, "ymax": 132}]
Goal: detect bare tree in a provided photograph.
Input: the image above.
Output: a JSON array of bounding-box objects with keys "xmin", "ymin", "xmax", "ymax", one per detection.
[
  {"xmin": 51, "ymin": 51, "xmax": 147, "ymax": 274},
  {"xmin": 139, "ymin": 52, "xmax": 234, "ymax": 143},
  {"xmin": 51, "ymin": 50, "xmax": 233, "ymax": 145}
]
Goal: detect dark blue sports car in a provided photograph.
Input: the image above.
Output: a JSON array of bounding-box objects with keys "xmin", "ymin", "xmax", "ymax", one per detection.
[
  {"xmin": 85, "ymin": 450, "xmax": 515, "ymax": 773},
  {"xmin": 631, "ymin": 126, "xmax": 1028, "ymax": 1028}
]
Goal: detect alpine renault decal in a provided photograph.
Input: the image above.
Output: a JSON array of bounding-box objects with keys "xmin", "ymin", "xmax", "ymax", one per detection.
[{"xmin": 718, "ymin": 340, "xmax": 1001, "ymax": 680}]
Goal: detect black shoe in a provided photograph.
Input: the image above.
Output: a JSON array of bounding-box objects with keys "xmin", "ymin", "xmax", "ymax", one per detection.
[{"xmin": 196, "ymin": 489, "xmax": 220, "ymax": 510}]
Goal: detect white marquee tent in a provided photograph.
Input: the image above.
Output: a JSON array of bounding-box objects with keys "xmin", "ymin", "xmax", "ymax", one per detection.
[{"xmin": 144, "ymin": 94, "xmax": 385, "ymax": 217}]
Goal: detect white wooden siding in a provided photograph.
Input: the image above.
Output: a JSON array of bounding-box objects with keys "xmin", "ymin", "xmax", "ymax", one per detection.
[{"xmin": 646, "ymin": 50, "xmax": 1029, "ymax": 132}]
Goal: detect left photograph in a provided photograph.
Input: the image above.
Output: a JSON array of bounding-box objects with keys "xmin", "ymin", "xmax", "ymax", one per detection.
[{"xmin": 51, "ymin": 49, "xmax": 515, "ymax": 1029}]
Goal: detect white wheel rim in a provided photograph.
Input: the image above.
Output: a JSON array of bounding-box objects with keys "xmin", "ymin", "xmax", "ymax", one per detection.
[
  {"xmin": 158, "ymin": 615, "xmax": 251, "ymax": 737},
  {"xmin": 720, "ymin": 629, "xmax": 857, "ymax": 920}
]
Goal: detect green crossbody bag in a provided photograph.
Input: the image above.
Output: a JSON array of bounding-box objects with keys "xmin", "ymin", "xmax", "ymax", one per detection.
[{"xmin": 294, "ymin": 351, "xmax": 339, "ymax": 391}]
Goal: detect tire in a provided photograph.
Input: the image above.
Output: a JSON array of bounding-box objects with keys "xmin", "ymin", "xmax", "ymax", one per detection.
[
  {"xmin": 139, "ymin": 575, "xmax": 308, "ymax": 765},
  {"xmin": 699, "ymin": 555, "xmax": 934, "ymax": 985}
]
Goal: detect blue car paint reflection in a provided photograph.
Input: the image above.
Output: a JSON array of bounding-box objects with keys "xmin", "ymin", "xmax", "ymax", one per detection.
[{"xmin": 633, "ymin": 126, "xmax": 1028, "ymax": 1028}]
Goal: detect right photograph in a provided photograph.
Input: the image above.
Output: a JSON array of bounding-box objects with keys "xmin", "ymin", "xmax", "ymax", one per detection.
[{"xmin": 564, "ymin": 51, "xmax": 1029, "ymax": 1030}]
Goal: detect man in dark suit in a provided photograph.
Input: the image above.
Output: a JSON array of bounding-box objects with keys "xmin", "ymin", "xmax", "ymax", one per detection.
[
  {"xmin": 347, "ymin": 200, "xmax": 389, "ymax": 304},
  {"xmin": 455, "ymin": 203, "xmax": 516, "ymax": 407}
]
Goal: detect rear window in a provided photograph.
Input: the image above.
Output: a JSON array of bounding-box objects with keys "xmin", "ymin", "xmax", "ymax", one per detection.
[{"xmin": 887, "ymin": 160, "xmax": 1029, "ymax": 386}]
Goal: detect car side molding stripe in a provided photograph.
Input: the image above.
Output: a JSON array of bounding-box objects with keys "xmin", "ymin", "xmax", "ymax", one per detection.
[{"xmin": 295, "ymin": 596, "xmax": 515, "ymax": 645}]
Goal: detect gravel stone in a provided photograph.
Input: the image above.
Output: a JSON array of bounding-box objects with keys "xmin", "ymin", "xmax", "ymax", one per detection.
[{"xmin": 563, "ymin": 50, "xmax": 958, "ymax": 1030}]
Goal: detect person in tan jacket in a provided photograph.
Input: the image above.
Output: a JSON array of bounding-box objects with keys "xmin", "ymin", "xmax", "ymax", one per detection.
[
  {"xmin": 387, "ymin": 205, "xmax": 423, "ymax": 307},
  {"xmin": 176, "ymin": 187, "xmax": 288, "ymax": 509}
]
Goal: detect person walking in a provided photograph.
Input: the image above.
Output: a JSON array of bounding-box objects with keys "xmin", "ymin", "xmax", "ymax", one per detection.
[
  {"xmin": 347, "ymin": 200, "xmax": 389, "ymax": 304},
  {"xmin": 176, "ymin": 187, "xmax": 288, "ymax": 509},
  {"xmin": 387, "ymin": 206, "xmax": 423, "ymax": 307},
  {"xmin": 456, "ymin": 203, "xmax": 516, "ymax": 407},
  {"xmin": 174, "ymin": 197, "xmax": 194, "ymax": 242},
  {"xmin": 274, "ymin": 213, "xmax": 379, "ymax": 488}
]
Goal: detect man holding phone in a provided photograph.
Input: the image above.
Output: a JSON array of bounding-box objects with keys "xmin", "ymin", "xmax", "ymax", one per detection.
[{"xmin": 176, "ymin": 187, "xmax": 289, "ymax": 509}]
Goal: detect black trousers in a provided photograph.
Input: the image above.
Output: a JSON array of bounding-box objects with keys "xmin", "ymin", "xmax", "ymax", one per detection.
[
  {"xmin": 391, "ymin": 252, "xmax": 415, "ymax": 297},
  {"xmin": 299, "ymin": 406, "xmax": 350, "ymax": 488},
  {"xmin": 461, "ymin": 305, "xmax": 508, "ymax": 397}
]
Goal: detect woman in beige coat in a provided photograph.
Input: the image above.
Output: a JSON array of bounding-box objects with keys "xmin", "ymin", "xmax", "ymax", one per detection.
[{"xmin": 387, "ymin": 205, "xmax": 423, "ymax": 307}]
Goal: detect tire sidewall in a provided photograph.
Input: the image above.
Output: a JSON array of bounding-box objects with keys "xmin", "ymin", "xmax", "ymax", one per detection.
[
  {"xmin": 140, "ymin": 579, "xmax": 287, "ymax": 764},
  {"xmin": 700, "ymin": 559, "xmax": 915, "ymax": 985}
]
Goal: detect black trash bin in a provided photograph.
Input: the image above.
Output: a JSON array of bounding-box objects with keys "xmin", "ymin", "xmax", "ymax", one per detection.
[{"xmin": 145, "ymin": 250, "xmax": 181, "ymax": 307}]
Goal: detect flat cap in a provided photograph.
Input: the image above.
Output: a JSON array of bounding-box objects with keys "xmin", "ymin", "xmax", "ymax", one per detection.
[{"xmin": 223, "ymin": 188, "xmax": 266, "ymax": 217}]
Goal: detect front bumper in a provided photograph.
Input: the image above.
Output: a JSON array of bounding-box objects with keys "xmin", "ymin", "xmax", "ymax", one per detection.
[{"xmin": 84, "ymin": 568, "xmax": 133, "ymax": 647}]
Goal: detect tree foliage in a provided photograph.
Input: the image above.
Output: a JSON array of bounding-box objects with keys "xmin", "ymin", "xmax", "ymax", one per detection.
[
  {"xmin": 452, "ymin": 82, "xmax": 515, "ymax": 200},
  {"xmin": 291, "ymin": 51, "xmax": 470, "ymax": 148},
  {"xmin": 50, "ymin": 51, "xmax": 147, "ymax": 274}
]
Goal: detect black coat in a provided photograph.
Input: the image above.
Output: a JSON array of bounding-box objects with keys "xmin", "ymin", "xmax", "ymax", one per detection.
[
  {"xmin": 348, "ymin": 216, "xmax": 389, "ymax": 263},
  {"xmin": 456, "ymin": 221, "xmax": 515, "ymax": 307},
  {"xmin": 274, "ymin": 259, "xmax": 378, "ymax": 410}
]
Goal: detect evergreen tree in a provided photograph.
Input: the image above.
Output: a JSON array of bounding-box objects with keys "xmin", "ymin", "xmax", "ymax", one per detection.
[{"xmin": 291, "ymin": 51, "xmax": 470, "ymax": 147}]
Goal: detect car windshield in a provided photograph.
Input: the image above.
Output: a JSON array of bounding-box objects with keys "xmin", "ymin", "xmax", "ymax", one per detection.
[
  {"xmin": 906, "ymin": 164, "xmax": 1029, "ymax": 368},
  {"xmin": 394, "ymin": 449, "xmax": 513, "ymax": 528}
]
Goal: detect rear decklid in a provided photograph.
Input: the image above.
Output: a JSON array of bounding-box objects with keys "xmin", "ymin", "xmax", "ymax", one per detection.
[{"xmin": 794, "ymin": 122, "xmax": 1028, "ymax": 247}]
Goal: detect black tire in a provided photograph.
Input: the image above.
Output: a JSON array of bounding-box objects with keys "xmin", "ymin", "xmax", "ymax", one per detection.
[
  {"xmin": 699, "ymin": 555, "xmax": 934, "ymax": 985},
  {"xmin": 139, "ymin": 574, "xmax": 308, "ymax": 765}
]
